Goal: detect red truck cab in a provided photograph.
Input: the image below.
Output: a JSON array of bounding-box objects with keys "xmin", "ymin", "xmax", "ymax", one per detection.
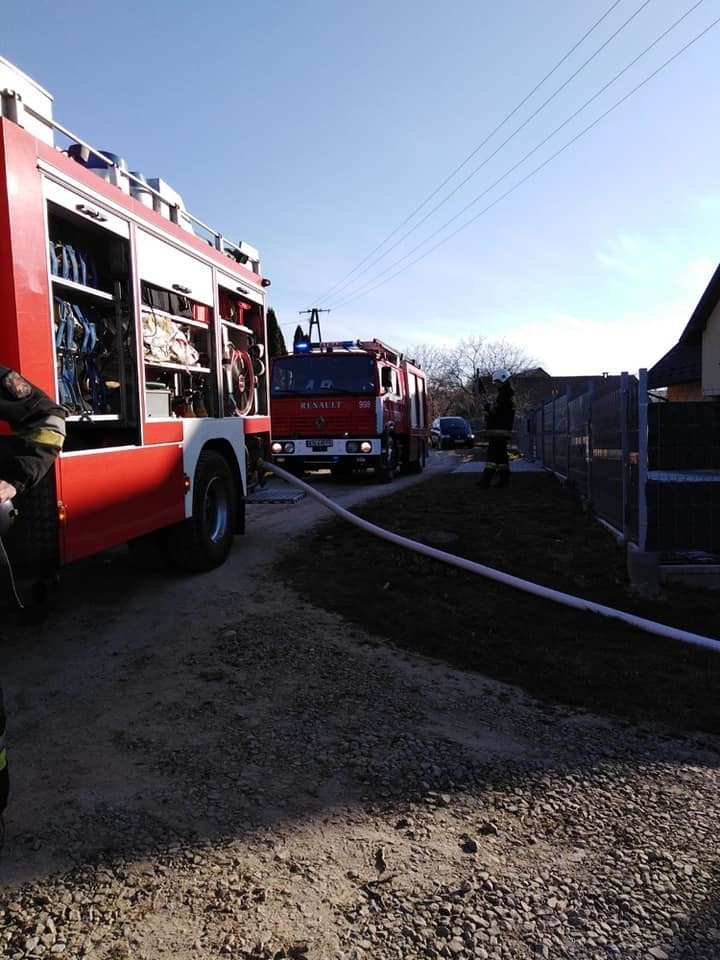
[{"xmin": 270, "ymin": 338, "xmax": 429, "ymax": 482}]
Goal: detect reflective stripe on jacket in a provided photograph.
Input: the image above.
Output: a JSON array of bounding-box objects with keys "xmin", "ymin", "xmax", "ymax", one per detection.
[{"xmin": 0, "ymin": 365, "xmax": 67, "ymax": 493}]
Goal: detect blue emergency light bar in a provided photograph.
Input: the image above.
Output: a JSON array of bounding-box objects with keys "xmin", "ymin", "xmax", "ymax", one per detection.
[{"xmin": 294, "ymin": 339, "xmax": 359, "ymax": 354}]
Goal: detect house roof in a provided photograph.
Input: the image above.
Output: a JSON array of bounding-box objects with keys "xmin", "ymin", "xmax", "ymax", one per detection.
[
  {"xmin": 678, "ymin": 261, "xmax": 720, "ymax": 345},
  {"xmin": 647, "ymin": 342, "xmax": 700, "ymax": 389},
  {"xmin": 518, "ymin": 373, "xmax": 624, "ymax": 410},
  {"xmin": 647, "ymin": 261, "xmax": 720, "ymax": 388}
]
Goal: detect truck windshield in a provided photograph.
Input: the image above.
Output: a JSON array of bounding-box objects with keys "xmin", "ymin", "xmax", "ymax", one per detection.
[{"xmin": 271, "ymin": 354, "xmax": 377, "ymax": 396}]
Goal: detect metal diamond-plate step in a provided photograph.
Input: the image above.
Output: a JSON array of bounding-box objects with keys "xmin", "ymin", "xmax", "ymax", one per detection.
[{"xmin": 245, "ymin": 484, "xmax": 306, "ymax": 504}]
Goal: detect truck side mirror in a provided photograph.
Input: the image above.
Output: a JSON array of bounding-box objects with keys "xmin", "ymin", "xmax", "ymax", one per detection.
[{"xmin": 381, "ymin": 367, "xmax": 393, "ymax": 391}]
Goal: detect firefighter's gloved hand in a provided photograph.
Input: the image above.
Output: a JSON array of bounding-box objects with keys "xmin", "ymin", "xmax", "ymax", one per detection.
[{"xmin": 0, "ymin": 480, "xmax": 17, "ymax": 504}]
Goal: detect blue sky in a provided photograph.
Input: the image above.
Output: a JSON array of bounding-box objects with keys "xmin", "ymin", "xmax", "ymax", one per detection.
[{"xmin": 4, "ymin": 0, "xmax": 719, "ymax": 375}]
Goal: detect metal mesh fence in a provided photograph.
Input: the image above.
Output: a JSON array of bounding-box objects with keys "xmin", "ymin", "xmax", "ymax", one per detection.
[
  {"xmin": 645, "ymin": 400, "xmax": 720, "ymax": 554},
  {"xmin": 520, "ymin": 376, "xmax": 639, "ymax": 541},
  {"xmin": 591, "ymin": 386, "xmax": 624, "ymax": 532},
  {"xmin": 519, "ymin": 375, "xmax": 720, "ymax": 555}
]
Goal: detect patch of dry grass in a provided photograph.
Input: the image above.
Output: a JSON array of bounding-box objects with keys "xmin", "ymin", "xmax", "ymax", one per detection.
[{"xmin": 275, "ymin": 468, "xmax": 720, "ymax": 736}]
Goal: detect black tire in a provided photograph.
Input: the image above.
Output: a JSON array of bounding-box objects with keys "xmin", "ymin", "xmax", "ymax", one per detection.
[
  {"xmin": 375, "ymin": 434, "xmax": 397, "ymax": 484},
  {"xmin": 169, "ymin": 450, "xmax": 237, "ymax": 571}
]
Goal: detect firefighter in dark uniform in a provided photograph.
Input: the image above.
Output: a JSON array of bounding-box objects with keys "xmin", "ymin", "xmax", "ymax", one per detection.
[
  {"xmin": 0, "ymin": 365, "xmax": 67, "ymax": 842},
  {"xmin": 480, "ymin": 369, "xmax": 515, "ymax": 488}
]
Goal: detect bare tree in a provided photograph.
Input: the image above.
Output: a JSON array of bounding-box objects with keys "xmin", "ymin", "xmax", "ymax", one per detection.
[
  {"xmin": 405, "ymin": 342, "xmax": 461, "ymax": 418},
  {"xmin": 405, "ymin": 337, "xmax": 536, "ymax": 420},
  {"xmin": 403, "ymin": 343, "xmax": 447, "ymax": 381}
]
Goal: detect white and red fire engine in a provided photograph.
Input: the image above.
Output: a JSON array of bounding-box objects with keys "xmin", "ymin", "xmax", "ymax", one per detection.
[
  {"xmin": 0, "ymin": 56, "xmax": 271, "ymax": 589},
  {"xmin": 270, "ymin": 319, "xmax": 428, "ymax": 481}
]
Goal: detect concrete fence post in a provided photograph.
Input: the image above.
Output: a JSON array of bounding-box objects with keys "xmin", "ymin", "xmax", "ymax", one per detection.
[
  {"xmin": 621, "ymin": 372, "xmax": 629, "ymax": 542},
  {"xmin": 638, "ymin": 368, "xmax": 649, "ymax": 553},
  {"xmin": 587, "ymin": 379, "xmax": 594, "ymax": 507}
]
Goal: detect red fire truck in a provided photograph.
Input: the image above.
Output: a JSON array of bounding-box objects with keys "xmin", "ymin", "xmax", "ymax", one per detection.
[
  {"xmin": 270, "ymin": 330, "xmax": 429, "ymax": 481},
  {"xmin": 0, "ymin": 56, "xmax": 271, "ymax": 592}
]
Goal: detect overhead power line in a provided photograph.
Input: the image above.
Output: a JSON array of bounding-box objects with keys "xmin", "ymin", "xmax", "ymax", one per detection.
[
  {"xmin": 312, "ymin": 0, "xmax": 627, "ymax": 305},
  {"xmin": 328, "ymin": 2, "xmax": 716, "ymax": 312},
  {"xmin": 324, "ymin": 0, "xmax": 658, "ymax": 306}
]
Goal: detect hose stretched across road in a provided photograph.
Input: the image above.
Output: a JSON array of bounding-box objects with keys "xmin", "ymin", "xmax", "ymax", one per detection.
[{"xmin": 261, "ymin": 460, "xmax": 720, "ymax": 655}]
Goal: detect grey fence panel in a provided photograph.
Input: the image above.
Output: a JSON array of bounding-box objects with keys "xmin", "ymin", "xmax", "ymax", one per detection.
[
  {"xmin": 520, "ymin": 376, "xmax": 720, "ymax": 553},
  {"xmin": 625, "ymin": 378, "xmax": 639, "ymax": 541},
  {"xmin": 541, "ymin": 402, "xmax": 555, "ymax": 469},
  {"xmin": 553, "ymin": 396, "xmax": 569, "ymax": 477},
  {"xmin": 589, "ymin": 387, "xmax": 624, "ymax": 531},
  {"xmin": 517, "ymin": 413, "xmax": 537, "ymax": 461},
  {"xmin": 648, "ymin": 401, "xmax": 720, "ymax": 471},
  {"xmin": 567, "ymin": 393, "xmax": 590, "ymax": 495},
  {"xmin": 521, "ymin": 376, "xmax": 640, "ymax": 540},
  {"xmin": 645, "ymin": 401, "xmax": 720, "ymax": 553}
]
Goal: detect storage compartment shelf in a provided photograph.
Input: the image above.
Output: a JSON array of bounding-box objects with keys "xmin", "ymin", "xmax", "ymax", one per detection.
[
  {"xmin": 67, "ymin": 414, "xmax": 121, "ymax": 422},
  {"xmin": 142, "ymin": 305, "xmax": 208, "ymax": 329},
  {"xmin": 48, "ymin": 201, "xmax": 136, "ymax": 432},
  {"xmin": 51, "ymin": 276, "xmax": 114, "ymax": 301},
  {"xmin": 144, "ymin": 360, "xmax": 211, "ymax": 373},
  {"xmin": 221, "ymin": 320, "xmax": 254, "ymax": 334}
]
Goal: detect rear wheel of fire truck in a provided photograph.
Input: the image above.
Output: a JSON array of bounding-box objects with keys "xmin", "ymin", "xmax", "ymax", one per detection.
[
  {"xmin": 169, "ymin": 450, "xmax": 237, "ymax": 571},
  {"xmin": 375, "ymin": 434, "xmax": 398, "ymax": 484}
]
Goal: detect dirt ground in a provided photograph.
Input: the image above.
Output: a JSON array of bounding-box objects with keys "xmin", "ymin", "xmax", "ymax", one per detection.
[
  {"xmin": 275, "ymin": 459, "xmax": 720, "ymax": 734},
  {"xmin": 0, "ymin": 456, "xmax": 719, "ymax": 960}
]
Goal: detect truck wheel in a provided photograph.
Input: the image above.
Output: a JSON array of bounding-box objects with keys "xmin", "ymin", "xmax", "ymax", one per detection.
[
  {"xmin": 169, "ymin": 450, "xmax": 237, "ymax": 571},
  {"xmin": 376, "ymin": 435, "xmax": 397, "ymax": 484}
]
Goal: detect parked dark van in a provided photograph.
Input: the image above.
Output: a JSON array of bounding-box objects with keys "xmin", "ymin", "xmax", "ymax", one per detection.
[{"xmin": 430, "ymin": 416, "xmax": 475, "ymax": 449}]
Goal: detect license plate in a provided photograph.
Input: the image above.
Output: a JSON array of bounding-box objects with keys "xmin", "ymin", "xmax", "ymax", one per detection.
[{"xmin": 306, "ymin": 440, "xmax": 330, "ymax": 450}]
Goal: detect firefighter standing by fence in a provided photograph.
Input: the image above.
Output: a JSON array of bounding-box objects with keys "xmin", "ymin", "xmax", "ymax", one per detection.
[
  {"xmin": 480, "ymin": 369, "xmax": 515, "ymax": 488},
  {"xmin": 0, "ymin": 365, "xmax": 67, "ymax": 844}
]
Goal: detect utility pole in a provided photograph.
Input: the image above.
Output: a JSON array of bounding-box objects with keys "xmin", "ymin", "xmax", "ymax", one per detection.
[{"xmin": 299, "ymin": 307, "xmax": 330, "ymax": 345}]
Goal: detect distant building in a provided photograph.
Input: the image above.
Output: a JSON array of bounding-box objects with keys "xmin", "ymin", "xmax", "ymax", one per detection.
[{"xmin": 513, "ymin": 367, "xmax": 623, "ymax": 413}]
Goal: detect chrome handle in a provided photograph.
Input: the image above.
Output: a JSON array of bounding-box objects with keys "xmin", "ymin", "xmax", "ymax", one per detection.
[{"xmin": 75, "ymin": 203, "xmax": 108, "ymax": 222}]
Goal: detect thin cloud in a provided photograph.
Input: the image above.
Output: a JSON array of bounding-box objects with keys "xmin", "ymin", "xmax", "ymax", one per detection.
[
  {"xmin": 597, "ymin": 231, "xmax": 682, "ymax": 279},
  {"xmin": 514, "ymin": 297, "xmax": 698, "ymax": 376},
  {"xmin": 686, "ymin": 192, "xmax": 720, "ymax": 216}
]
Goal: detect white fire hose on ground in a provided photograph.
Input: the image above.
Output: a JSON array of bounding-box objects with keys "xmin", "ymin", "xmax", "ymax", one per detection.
[{"xmin": 261, "ymin": 461, "xmax": 720, "ymax": 655}]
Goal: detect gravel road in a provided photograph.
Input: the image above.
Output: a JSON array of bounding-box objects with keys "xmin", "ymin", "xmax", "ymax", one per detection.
[{"xmin": 1, "ymin": 456, "xmax": 718, "ymax": 960}]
